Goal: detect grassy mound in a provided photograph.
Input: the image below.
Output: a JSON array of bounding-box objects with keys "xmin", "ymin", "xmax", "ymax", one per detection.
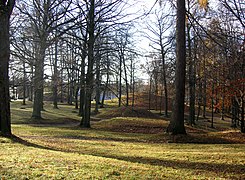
[
  {"xmin": 94, "ymin": 117, "xmax": 166, "ymax": 135},
  {"xmin": 93, "ymin": 117, "xmax": 245, "ymax": 144},
  {"xmin": 96, "ymin": 106, "xmax": 160, "ymax": 119}
]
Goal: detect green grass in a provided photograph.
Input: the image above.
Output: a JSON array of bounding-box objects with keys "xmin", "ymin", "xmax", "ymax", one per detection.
[
  {"xmin": 11, "ymin": 101, "xmax": 80, "ymax": 124},
  {"xmin": 0, "ymin": 101, "xmax": 245, "ymax": 179}
]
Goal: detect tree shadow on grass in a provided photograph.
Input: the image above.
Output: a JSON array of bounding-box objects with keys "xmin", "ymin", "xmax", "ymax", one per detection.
[
  {"xmin": 10, "ymin": 135, "xmax": 59, "ymax": 152},
  {"xmin": 8, "ymin": 134, "xmax": 245, "ymax": 178},
  {"xmin": 28, "ymin": 123, "xmax": 243, "ymax": 144},
  {"xmin": 99, "ymin": 154, "xmax": 245, "ymax": 178}
]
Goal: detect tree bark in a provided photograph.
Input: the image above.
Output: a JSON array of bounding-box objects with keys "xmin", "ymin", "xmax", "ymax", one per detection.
[
  {"xmin": 79, "ymin": 42, "xmax": 87, "ymax": 117},
  {"xmin": 22, "ymin": 61, "xmax": 26, "ymax": 105},
  {"xmin": 122, "ymin": 52, "xmax": 129, "ymax": 106},
  {"xmin": 148, "ymin": 77, "xmax": 152, "ymax": 110},
  {"xmin": 53, "ymin": 37, "xmax": 59, "ymax": 109},
  {"xmin": 118, "ymin": 55, "xmax": 122, "ymax": 107},
  {"xmin": 202, "ymin": 58, "xmax": 207, "ymax": 118},
  {"xmin": 31, "ymin": 0, "xmax": 51, "ymax": 119},
  {"xmin": 94, "ymin": 53, "xmax": 101, "ymax": 113},
  {"xmin": 0, "ymin": 0, "xmax": 15, "ymax": 136},
  {"xmin": 31, "ymin": 41, "xmax": 46, "ymax": 119},
  {"xmin": 81, "ymin": 0, "xmax": 95, "ymax": 128},
  {"xmin": 241, "ymin": 95, "xmax": 244, "ymax": 133},
  {"xmin": 167, "ymin": 0, "xmax": 187, "ymax": 135},
  {"xmin": 101, "ymin": 52, "xmax": 110, "ymax": 108},
  {"xmin": 160, "ymin": 47, "xmax": 168, "ymax": 117},
  {"xmin": 187, "ymin": 24, "xmax": 195, "ymax": 126}
]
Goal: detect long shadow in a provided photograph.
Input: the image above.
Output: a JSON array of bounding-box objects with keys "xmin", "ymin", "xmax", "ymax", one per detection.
[
  {"xmin": 26, "ymin": 123, "xmax": 243, "ymax": 144},
  {"xmin": 7, "ymin": 135, "xmax": 245, "ymax": 177},
  {"xmin": 52, "ymin": 131, "xmax": 240, "ymax": 144},
  {"xmin": 96, "ymin": 154, "xmax": 245, "ymax": 176},
  {"xmin": 10, "ymin": 135, "xmax": 60, "ymax": 152},
  {"xmin": 52, "ymin": 134, "xmax": 151, "ymax": 144}
]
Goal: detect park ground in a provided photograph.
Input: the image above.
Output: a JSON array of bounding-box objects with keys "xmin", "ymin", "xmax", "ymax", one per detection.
[{"xmin": 0, "ymin": 100, "xmax": 245, "ymax": 179}]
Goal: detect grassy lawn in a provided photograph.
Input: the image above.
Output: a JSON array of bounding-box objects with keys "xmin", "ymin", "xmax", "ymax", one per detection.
[{"xmin": 0, "ymin": 101, "xmax": 245, "ymax": 179}]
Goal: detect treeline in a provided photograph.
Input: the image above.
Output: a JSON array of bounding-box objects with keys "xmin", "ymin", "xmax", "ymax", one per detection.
[
  {"xmin": 0, "ymin": 0, "xmax": 244, "ymax": 136},
  {"xmin": 9, "ymin": 0, "xmax": 141, "ymax": 128},
  {"xmin": 144, "ymin": 0, "xmax": 244, "ymax": 133}
]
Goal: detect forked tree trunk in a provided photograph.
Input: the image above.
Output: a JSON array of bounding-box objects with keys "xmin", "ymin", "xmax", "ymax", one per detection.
[{"xmin": 167, "ymin": 0, "xmax": 187, "ymax": 135}]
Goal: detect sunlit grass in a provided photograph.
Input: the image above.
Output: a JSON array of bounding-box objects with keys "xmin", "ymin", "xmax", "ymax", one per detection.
[
  {"xmin": 11, "ymin": 101, "xmax": 80, "ymax": 124},
  {"xmin": 0, "ymin": 101, "xmax": 244, "ymax": 179},
  {"xmin": 1, "ymin": 129, "xmax": 244, "ymax": 179}
]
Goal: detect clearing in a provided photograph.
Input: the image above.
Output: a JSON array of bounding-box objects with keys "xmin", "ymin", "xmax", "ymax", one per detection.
[{"xmin": 0, "ymin": 101, "xmax": 244, "ymax": 179}]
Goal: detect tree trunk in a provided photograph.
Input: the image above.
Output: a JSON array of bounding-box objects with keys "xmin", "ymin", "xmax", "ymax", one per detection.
[
  {"xmin": 149, "ymin": 77, "xmax": 152, "ymax": 110},
  {"xmin": 241, "ymin": 96, "xmax": 244, "ymax": 133},
  {"xmin": 101, "ymin": 53, "xmax": 110, "ymax": 108},
  {"xmin": 94, "ymin": 54, "xmax": 101, "ymax": 113},
  {"xmin": 79, "ymin": 42, "xmax": 87, "ymax": 117},
  {"xmin": 75, "ymin": 87, "xmax": 79, "ymax": 109},
  {"xmin": 0, "ymin": 1, "xmax": 15, "ymax": 136},
  {"xmin": 130, "ymin": 56, "xmax": 135, "ymax": 107},
  {"xmin": 32, "ymin": 41, "xmax": 45, "ymax": 120},
  {"xmin": 160, "ymin": 47, "xmax": 168, "ymax": 117},
  {"xmin": 100, "ymin": 83, "xmax": 107, "ymax": 108},
  {"xmin": 118, "ymin": 55, "xmax": 122, "ymax": 107},
  {"xmin": 81, "ymin": 0, "xmax": 95, "ymax": 128},
  {"xmin": 132, "ymin": 64, "xmax": 135, "ymax": 107},
  {"xmin": 0, "ymin": 16, "xmax": 11, "ymax": 136},
  {"xmin": 202, "ymin": 59, "xmax": 207, "ymax": 118},
  {"xmin": 187, "ymin": 24, "xmax": 195, "ymax": 126},
  {"xmin": 196, "ymin": 82, "xmax": 202, "ymax": 121},
  {"xmin": 154, "ymin": 77, "xmax": 158, "ymax": 111},
  {"xmin": 211, "ymin": 81, "xmax": 214, "ymax": 128},
  {"xmin": 67, "ymin": 70, "xmax": 73, "ymax": 105},
  {"xmin": 79, "ymin": 81, "xmax": 85, "ymax": 117},
  {"xmin": 167, "ymin": 0, "xmax": 187, "ymax": 135},
  {"xmin": 231, "ymin": 97, "xmax": 237, "ymax": 128},
  {"xmin": 53, "ymin": 37, "xmax": 59, "ymax": 109},
  {"xmin": 22, "ymin": 61, "xmax": 26, "ymax": 105},
  {"xmin": 60, "ymin": 54, "xmax": 64, "ymax": 103},
  {"xmin": 123, "ymin": 55, "xmax": 129, "ymax": 106},
  {"xmin": 29, "ymin": 64, "xmax": 34, "ymax": 101}
]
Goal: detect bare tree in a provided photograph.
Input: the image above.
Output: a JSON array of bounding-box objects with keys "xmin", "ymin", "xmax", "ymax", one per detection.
[
  {"xmin": 77, "ymin": 0, "xmax": 134, "ymax": 127},
  {"xmin": 144, "ymin": 6, "xmax": 174, "ymax": 117},
  {"xmin": 16, "ymin": 0, "xmax": 74, "ymax": 119}
]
